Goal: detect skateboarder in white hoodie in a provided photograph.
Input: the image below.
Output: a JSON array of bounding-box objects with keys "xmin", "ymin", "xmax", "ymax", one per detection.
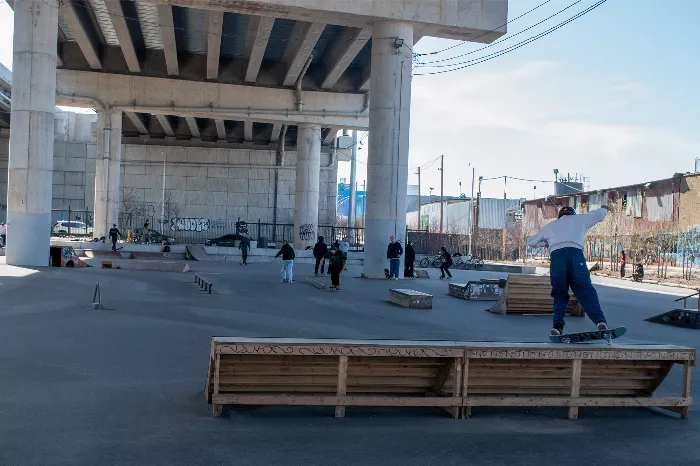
[{"xmin": 527, "ymin": 205, "xmax": 610, "ymax": 336}]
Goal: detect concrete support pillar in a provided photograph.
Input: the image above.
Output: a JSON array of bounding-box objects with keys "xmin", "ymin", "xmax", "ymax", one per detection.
[
  {"xmin": 93, "ymin": 113, "xmax": 108, "ymax": 238},
  {"xmin": 363, "ymin": 21, "xmax": 413, "ymax": 277},
  {"xmin": 293, "ymin": 124, "xmax": 321, "ymax": 250},
  {"xmin": 106, "ymin": 111, "xmax": 123, "ymax": 229},
  {"xmin": 6, "ymin": 0, "xmax": 59, "ymax": 266},
  {"xmin": 93, "ymin": 111, "xmax": 122, "ymax": 238}
]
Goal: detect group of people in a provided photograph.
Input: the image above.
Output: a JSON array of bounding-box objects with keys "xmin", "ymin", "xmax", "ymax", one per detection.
[
  {"xmin": 386, "ymin": 236, "xmax": 452, "ymax": 280},
  {"xmin": 312, "ymin": 236, "xmax": 349, "ymax": 290}
]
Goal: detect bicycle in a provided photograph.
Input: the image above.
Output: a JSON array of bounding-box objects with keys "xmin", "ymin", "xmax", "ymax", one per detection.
[{"xmin": 419, "ymin": 253, "xmax": 441, "ymax": 268}]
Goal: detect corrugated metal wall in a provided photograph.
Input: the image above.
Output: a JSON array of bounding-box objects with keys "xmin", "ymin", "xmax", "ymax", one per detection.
[
  {"xmin": 478, "ymin": 198, "xmax": 523, "ymax": 230},
  {"xmin": 647, "ymin": 191, "xmax": 674, "ymax": 222}
]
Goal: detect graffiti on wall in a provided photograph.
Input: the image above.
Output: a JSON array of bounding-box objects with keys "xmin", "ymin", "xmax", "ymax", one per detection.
[
  {"xmin": 299, "ymin": 223, "xmax": 315, "ymax": 241},
  {"xmin": 170, "ymin": 218, "xmax": 211, "ymax": 232}
]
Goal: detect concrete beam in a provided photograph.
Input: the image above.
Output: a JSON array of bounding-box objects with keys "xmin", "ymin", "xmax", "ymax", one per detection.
[
  {"xmin": 157, "ymin": 5, "xmax": 179, "ymax": 76},
  {"xmin": 185, "ymin": 116, "xmax": 200, "ymax": 138},
  {"xmin": 105, "ymin": 0, "xmax": 140, "ymax": 72},
  {"xmin": 156, "ymin": 114, "xmax": 175, "ymax": 136},
  {"xmin": 322, "ymin": 127, "xmax": 340, "ymax": 145},
  {"xmin": 244, "ymin": 120, "xmax": 253, "ymax": 142},
  {"xmin": 206, "ymin": 10, "xmax": 224, "ymax": 79},
  {"xmin": 58, "ymin": 1, "xmax": 102, "ymax": 69},
  {"xmin": 270, "ymin": 123, "xmax": 282, "ymax": 143},
  {"xmin": 359, "ymin": 62, "xmax": 370, "ymax": 91},
  {"xmin": 321, "ymin": 27, "xmax": 371, "ymax": 90},
  {"xmin": 244, "ymin": 16, "xmax": 275, "ymax": 83},
  {"xmin": 56, "ymin": 69, "xmax": 369, "ymax": 129},
  {"xmin": 215, "ymin": 119, "xmax": 227, "ymax": 140},
  {"xmin": 125, "ymin": 111, "xmax": 149, "ymax": 134},
  {"xmin": 129, "ymin": 0, "xmax": 507, "ymax": 42},
  {"xmin": 282, "ymin": 21, "xmax": 325, "ymax": 87}
]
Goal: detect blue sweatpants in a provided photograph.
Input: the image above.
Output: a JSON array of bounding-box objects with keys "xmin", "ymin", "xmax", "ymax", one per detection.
[{"xmin": 550, "ymin": 247, "xmax": 606, "ymax": 329}]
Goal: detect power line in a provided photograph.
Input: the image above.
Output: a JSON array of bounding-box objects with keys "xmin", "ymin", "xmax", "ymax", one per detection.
[
  {"xmin": 414, "ymin": 0, "xmax": 554, "ymax": 57},
  {"xmin": 414, "ymin": 0, "xmax": 608, "ymax": 76},
  {"xmin": 415, "ymin": 0, "xmax": 582, "ymax": 66}
]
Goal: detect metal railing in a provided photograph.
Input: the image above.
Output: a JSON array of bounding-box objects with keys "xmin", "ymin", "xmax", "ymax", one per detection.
[
  {"xmin": 51, "ymin": 208, "xmax": 94, "ymax": 237},
  {"xmin": 674, "ymin": 290, "xmax": 700, "ymax": 310}
]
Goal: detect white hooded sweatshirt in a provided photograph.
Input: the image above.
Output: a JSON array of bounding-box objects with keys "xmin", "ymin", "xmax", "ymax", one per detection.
[{"xmin": 527, "ymin": 207, "xmax": 608, "ymax": 252}]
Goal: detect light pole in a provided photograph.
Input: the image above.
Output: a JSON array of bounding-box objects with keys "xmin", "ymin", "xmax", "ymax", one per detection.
[
  {"xmin": 533, "ymin": 185, "xmax": 537, "ymax": 200},
  {"xmin": 459, "ymin": 181, "xmax": 462, "ymax": 197},
  {"xmin": 429, "ymin": 187, "xmax": 434, "ymax": 203}
]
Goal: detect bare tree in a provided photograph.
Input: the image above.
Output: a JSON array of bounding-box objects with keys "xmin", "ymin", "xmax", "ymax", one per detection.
[{"xmin": 119, "ymin": 187, "xmax": 139, "ymax": 229}]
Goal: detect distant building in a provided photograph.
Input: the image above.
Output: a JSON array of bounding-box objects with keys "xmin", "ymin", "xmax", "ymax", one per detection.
[{"xmin": 407, "ymin": 197, "xmax": 524, "ymax": 232}]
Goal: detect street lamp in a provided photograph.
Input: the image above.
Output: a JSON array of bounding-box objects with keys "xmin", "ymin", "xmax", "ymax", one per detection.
[
  {"xmin": 459, "ymin": 181, "xmax": 462, "ymax": 196},
  {"xmin": 429, "ymin": 186, "xmax": 434, "ymax": 202}
]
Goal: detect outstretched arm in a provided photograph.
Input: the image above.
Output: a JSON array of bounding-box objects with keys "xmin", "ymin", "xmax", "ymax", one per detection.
[
  {"xmin": 581, "ymin": 205, "xmax": 609, "ymax": 229},
  {"xmin": 527, "ymin": 227, "xmax": 548, "ymax": 248}
]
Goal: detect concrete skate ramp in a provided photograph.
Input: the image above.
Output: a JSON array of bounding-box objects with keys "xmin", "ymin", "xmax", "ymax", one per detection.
[
  {"xmin": 186, "ymin": 245, "xmax": 212, "ymax": 261},
  {"xmin": 647, "ymin": 309, "xmax": 700, "ymax": 329},
  {"xmin": 488, "ymin": 274, "xmax": 584, "ymax": 316},
  {"xmin": 448, "ymin": 280, "xmax": 504, "ymax": 301},
  {"xmin": 101, "ymin": 260, "xmax": 190, "ymax": 273},
  {"xmin": 205, "ymin": 337, "xmax": 695, "ymax": 420}
]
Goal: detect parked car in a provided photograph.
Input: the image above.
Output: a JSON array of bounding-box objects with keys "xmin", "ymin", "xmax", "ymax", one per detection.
[
  {"xmin": 52, "ymin": 220, "xmax": 94, "ymax": 237},
  {"xmin": 205, "ymin": 234, "xmax": 238, "ymax": 247},
  {"xmin": 134, "ymin": 228, "xmax": 175, "ymax": 245}
]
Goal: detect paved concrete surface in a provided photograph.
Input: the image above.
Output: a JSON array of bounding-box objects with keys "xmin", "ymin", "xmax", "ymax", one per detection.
[{"xmin": 1, "ymin": 261, "xmax": 699, "ymax": 465}]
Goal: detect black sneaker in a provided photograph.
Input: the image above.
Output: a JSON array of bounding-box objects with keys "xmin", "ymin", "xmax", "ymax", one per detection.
[
  {"xmin": 551, "ymin": 322, "xmax": 564, "ymax": 336},
  {"xmin": 597, "ymin": 321, "xmax": 609, "ymax": 331}
]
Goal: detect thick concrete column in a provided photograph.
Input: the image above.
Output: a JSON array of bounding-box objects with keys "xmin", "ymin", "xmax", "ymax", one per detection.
[
  {"xmin": 6, "ymin": 0, "xmax": 59, "ymax": 266},
  {"xmin": 106, "ymin": 111, "xmax": 122, "ymax": 228},
  {"xmin": 293, "ymin": 124, "xmax": 321, "ymax": 250},
  {"xmin": 93, "ymin": 112, "xmax": 109, "ymax": 238},
  {"xmin": 363, "ymin": 21, "xmax": 413, "ymax": 277}
]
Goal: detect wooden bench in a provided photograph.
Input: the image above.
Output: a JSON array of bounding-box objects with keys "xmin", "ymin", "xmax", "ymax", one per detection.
[
  {"xmin": 449, "ymin": 280, "xmax": 504, "ymax": 301},
  {"xmin": 488, "ymin": 274, "xmax": 584, "ymax": 316},
  {"xmin": 389, "ymin": 289, "xmax": 433, "ymax": 309},
  {"xmin": 204, "ymin": 337, "xmax": 695, "ymax": 420}
]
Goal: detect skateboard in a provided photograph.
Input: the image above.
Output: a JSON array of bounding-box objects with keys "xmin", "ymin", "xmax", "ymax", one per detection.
[{"xmin": 550, "ymin": 326, "xmax": 627, "ymax": 344}]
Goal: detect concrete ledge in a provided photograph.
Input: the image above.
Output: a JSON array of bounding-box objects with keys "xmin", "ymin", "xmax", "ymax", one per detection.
[
  {"xmin": 482, "ymin": 263, "xmax": 536, "ymax": 274},
  {"xmin": 83, "ymin": 258, "xmax": 190, "ymax": 272},
  {"xmin": 389, "ymin": 289, "xmax": 433, "ymax": 309}
]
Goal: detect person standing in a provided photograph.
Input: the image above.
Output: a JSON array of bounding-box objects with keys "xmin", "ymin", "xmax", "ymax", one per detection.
[
  {"xmin": 527, "ymin": 205, "xmax": 611, "ymax": 336},
  {"xmin": 620, "ymin": 248, "xmax": 626, "ymax": 278},
  {"xmin": 0, "ymin": 222, "xmax": 6, "ymax": 247},
  {"xmin": 108, "ymin": 224, "xmax": 122, "ymax": 251},
  {"xmin": 313, "ymin": 236, "xmax": 328, "ymax": 276},
  {"xmin": 324, "ymin": 242, "xmax": 347, "ymax": 290},
  {"xmin": 439, "ymin": 247, "xmax": 453, "ymax": 280},
  {"xmin": 239, "ymin": 233, "xmax": 250, "ymax": 265},
  {"xmin": 386, "ymin": 236, "xmax": 403, "ymax": 280},
  {"xmin": 275, "ymin": 239, "xmax": 295, "ymax": 284},
  {"xmin": 340, "ymin": 236, "xmax": 350, "ymax": 254},
  {"xmin": 404, "ymin": 241, "xmax": 416, "ymax": 278}
]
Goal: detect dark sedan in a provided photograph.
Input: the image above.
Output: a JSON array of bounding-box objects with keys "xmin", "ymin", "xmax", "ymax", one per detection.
[{"xmin": 205, "ymin": 234, "xmax": 238, "ymax": 247}]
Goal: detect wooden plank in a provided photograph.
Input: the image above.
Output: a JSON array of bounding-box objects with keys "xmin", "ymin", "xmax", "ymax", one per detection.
[
  {"xmin": 212, "ymin": 352, "xmax": 222, "ymax": 417},
  {"xmin": 569, "ymin": 359, "xmax": 582, "ymax": 419},
  {"xmin": 335, "ymin": 356, "xmax": 348, "ymax": 418},
  {"xmin": 682, "ymin": 361, "xmax": 692, "ymax": 419},
  {"xmin": 466, "ymin": 396, "xmax": 693, "ymax": 408},
  {"xmin": 218, "ymin": 366, "xmax": 444, "ymax": 377},
  {"xmin": 432, "ymin": 360, "xmax": 453, "ymax": 393},
  {"xmin": 217, "ymin": 375, "xmax": 437, "ymax": 387},
  {"xmin": 451, "ymin": 358, "xmax": 462, "ymax": 418},
  {"xmin": 212, "ymin": 394, "xmax": 462, "ymax": 407}
]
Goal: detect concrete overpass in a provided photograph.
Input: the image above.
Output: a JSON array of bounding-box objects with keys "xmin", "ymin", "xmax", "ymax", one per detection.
[{"xmin": 5, "ymin": 0, "xmax": 507, "ymax": 275}]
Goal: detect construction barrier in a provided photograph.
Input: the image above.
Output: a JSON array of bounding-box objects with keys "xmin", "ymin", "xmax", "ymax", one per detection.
[
  {"xmin": 488, "ymin": 274, "xmax": 584, "ymax": 316},
  {"xmin": 205, "ymin": 337, "xmax": 695, "ymax": 420}
]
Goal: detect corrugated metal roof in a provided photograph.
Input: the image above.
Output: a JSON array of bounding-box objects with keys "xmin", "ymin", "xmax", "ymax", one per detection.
[
  {"xmin": 311, "ymin": 24, "xmax": 340, "ymax": 64},
  {"xmin": 173, "ymin": 6, "xmax": 206, "ymax": 54},
  {"xmin": 88, "ymin": 0, "xmax": 119, "ymax": 46},
  {"xmin": 220, "ymin": 12, "xmax": 249, "ymax": 58},
  {"xmin": 265, "ymin": 18, "xmax": 295, "ymax": 60},
  {"xmin": 135, "ymin": 1, "xmax": 163, "ymax": 50},
  {"xmin": 58, "ymin": 13, "xmax": 76, "ymax": 42}
]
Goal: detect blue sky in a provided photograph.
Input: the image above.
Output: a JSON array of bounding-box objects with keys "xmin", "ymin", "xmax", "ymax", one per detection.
[{"xmin": 1, "ymin": 0, "xmax": 698, "ymax": 199}]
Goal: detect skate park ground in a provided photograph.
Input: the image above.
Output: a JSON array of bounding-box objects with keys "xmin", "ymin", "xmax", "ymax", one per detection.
[{"xmin": 1, "ymin": 259, "xmax": 699, "ymax": 465}]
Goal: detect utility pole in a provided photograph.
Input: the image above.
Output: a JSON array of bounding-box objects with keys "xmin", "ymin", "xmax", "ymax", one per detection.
[
  {"xmin": 362, "ymin": 180, "xmax": 366, "ymax": 228},
  {"xmin": 468, "ymin": 166, "xmax": 475, "ymax": 256},
  {"xmin": 348, "ymin": 130, "xmax": 357, "ymax": 240},
  {"xmin": 502, "ymin": 176, "xmax": 507, "ymax": 260},
  {"xmin": 439, "ymin": 154, "xmax": 444, "ymax": 233},
  {"xmin": 417, "ymin": 167, "xmax": 421, "ymax": 230}
]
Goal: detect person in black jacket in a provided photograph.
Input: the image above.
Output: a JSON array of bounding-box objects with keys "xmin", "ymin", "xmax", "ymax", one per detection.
[
  {"xmin": 386, "ymin": 236, "xmax": 403, "ymax": 280},
  {"xmin": 275, "ymin": 240, "xmax": 296, "ymax": 283},
  {"xmin": 404, "ymin": 241, "xmax": 416, "ymax": 278},
  {"xmin": 439, "ymin": 246, "xmax": 453, "ymax": 280},
  {"xmin": 108, "ymin": 224, "xmax": 122, "ymax": 251},
  {"xmin": 313, "ymin": 236, "xmax": 328, "ymax": 276}
]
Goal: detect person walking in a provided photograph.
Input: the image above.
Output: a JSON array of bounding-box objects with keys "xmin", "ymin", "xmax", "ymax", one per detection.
[
  {"xmin": 239, "ymin": 233, "xmax": 250, "ymax": 265},
  {"xmin": 324, "ymin": 242, "xmax": 347, "ymax": 290},
  {"xmin": 275, "ymin": 239, "xmax": 295, "ymax": 283},
  {"xmin": 386, "ymin": 236, "xmax": 403, "ymax": 280},
  {"xmin": 313, "ymin": 236, "xmax": 328, "ymax": 276},
  {"xmin": 404, "ymin": 241, "xmax": 416, "ymax": 278},
  {"xmin": 108, "ymin": 224, "xmax": 122, "ymax": 251},
  {"xmin": 0, "ymin": 222, "xmax": 6, "ymax": 247},
  {"xmin": 527, "ymin": 205, "xmax": 611, "ymax": 336},
  {"xmin": 439, "ymin": 247, "xmax": 452, "ymax": 280}
]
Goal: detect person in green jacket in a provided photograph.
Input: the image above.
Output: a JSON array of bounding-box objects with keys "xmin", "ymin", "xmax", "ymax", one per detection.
[{"xmin": 323, "ymin": 241, "xmax": 347, "ymax": 290}]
